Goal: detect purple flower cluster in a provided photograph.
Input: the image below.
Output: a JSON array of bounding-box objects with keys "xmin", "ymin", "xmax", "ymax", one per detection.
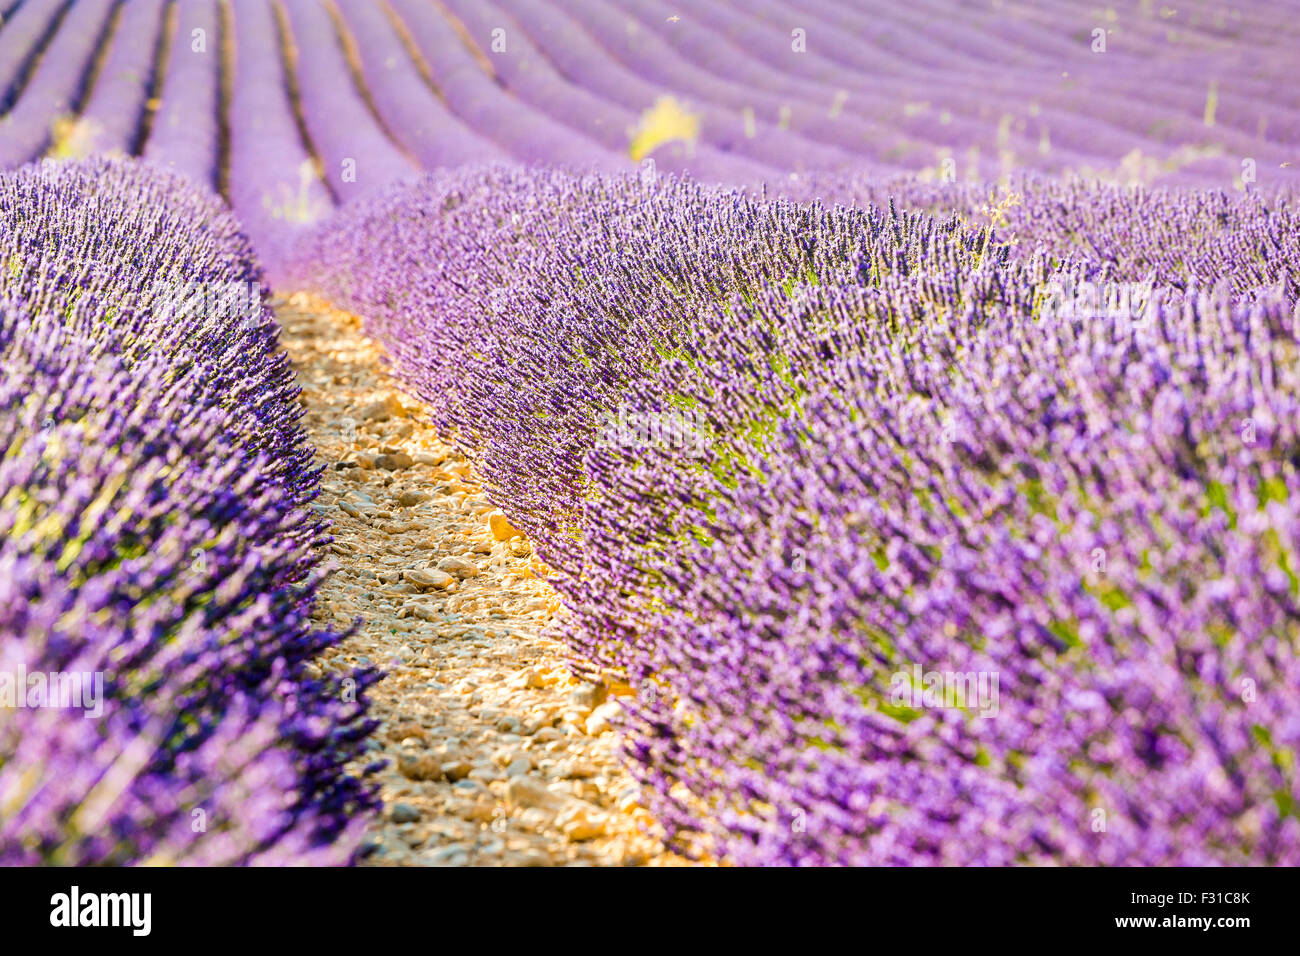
[
  {"xmin": 593, "ymin": 283, "xmax": 1300, "ymax": 865},
  {"xmin": 793, "ymin": 173, "xmax": 1300, "ymax": 301},
  {"xmin": 291, "ymin": 165, "xmax": 1300, "ymax": 864},
  {"xmin": 0, "ymin": 157, "xmax": 378, "ymax": 865}
]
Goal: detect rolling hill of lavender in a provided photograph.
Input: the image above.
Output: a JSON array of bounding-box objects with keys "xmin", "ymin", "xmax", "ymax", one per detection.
[{"xmin": 2, "ymin": 0, "xmax": 1299, "ymax": 866}]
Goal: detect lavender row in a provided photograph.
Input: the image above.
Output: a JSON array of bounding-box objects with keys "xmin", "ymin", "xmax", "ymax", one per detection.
[
  {"xmin": 3, "ymin": 0, "xmax": 1299, "ymax": 225},
  {"xmin": 331, "ymin": 0, "xmax": 505, "ymax": 171},
  {"xmin": 790, "ymin": 173, "xmax": 1300, "ymax": 298},
  {"xmin": 291, "ymin": 166, "xmax": 1300, "ymax": 864},
  {"xmin": 0, "ymin": 0, "xmax": 65, "ymax": 113},
  {"xmin": 477, "ymin": 0, "xmax": 852, "ymax": 179},
  {"xmin": 0, "ymin": 157, "xmax": 377, "ymax": 865},
  {"xmin": 384, "ymin": 0, "xmax": 626, "ymax": 174}
]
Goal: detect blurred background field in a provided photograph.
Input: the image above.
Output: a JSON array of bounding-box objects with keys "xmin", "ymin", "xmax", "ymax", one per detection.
[{"xmin": 3, "ymin": 1, "xmax": 1300, "ymax": 868}]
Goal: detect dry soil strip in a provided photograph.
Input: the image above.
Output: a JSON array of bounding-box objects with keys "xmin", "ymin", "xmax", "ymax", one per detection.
[{"xmin": 275, "ymin": 293, "xmax": 690, "ymax": 867}]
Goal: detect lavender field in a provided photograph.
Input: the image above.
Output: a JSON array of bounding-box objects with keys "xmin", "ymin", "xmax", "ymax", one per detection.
[{"xmin": 2, "ymin": 0, "xmax": 1299, "ymax": 872}]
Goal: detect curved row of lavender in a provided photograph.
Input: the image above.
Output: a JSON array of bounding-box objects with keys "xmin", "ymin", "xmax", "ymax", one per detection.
[
  {"xmin": 2, "ymin": 0, "xmax": 1300, "ymax": 279},
  {"xmin": 0, "ymin": 158, "xmax": 378, "ymax": 865},
  {"xmin": 290, "ymin": 166, "xmax": 1300, "ymax": 864}
]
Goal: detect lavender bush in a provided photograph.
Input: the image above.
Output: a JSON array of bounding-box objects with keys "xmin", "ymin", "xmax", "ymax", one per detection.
[{"xmin": 0, "ymin": 157, "xmax": 378, "ymax": 865}]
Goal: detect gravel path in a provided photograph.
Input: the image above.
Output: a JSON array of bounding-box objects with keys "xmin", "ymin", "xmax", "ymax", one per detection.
[{"xmin": 276, "ymin": 294, "xmax": 689, "ymax": 867}]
